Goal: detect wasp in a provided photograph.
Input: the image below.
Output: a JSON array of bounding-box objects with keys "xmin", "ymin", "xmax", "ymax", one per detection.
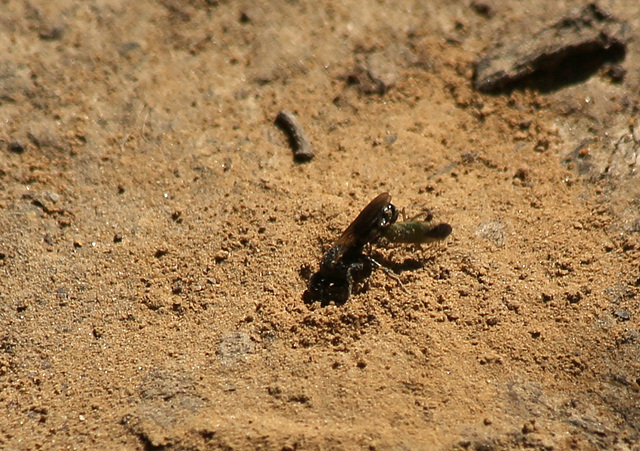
[
  {"xmin": 306, "ymin": 192, "xmax": 398, "ymax": 304},
  {"xmin": 382, "ymin": 211, "xmax": 452, "ymax": 245}
]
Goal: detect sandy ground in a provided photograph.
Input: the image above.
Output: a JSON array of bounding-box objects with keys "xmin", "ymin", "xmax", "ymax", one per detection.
[{"xmin": 1, "ymin": 0, "xmax": 640, "ymax": 449}]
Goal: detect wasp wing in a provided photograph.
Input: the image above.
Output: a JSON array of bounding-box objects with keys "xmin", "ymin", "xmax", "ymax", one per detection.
[{"xmin": 334, "ymin": 192, "xmax": 392, "ymax": 249}]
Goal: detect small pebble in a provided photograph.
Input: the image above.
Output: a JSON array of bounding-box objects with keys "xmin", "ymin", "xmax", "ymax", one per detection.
[
  {"xmin": 614, "ymin": 310, "xmax": 631, "ymax": 321},
  {"xmin": 214, "ymin": 250, "xmax": 230, "ymax": 262},
  {"xmin": 514, "ymin": 168, "xmax": 528, "ymax": 181},
  {"xmin": 47, "ymin": 192, "xmax": 60, "ymax": 203},
  {"xmin": 39, "ymin": 26, "xmax": 64, "ymax": 41},
  {"xmin": 8, "ymin": 141, "xmax": 25, "ymax": 153}
]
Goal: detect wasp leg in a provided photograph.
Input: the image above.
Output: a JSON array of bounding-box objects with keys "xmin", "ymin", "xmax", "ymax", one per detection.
[
  {"xmin": 365, "ymin": 255, "xmax": 408, "ymax": 293},
  {"xmin": 408, "ymin": 209, "xmax": 434, "ymax": 222}
]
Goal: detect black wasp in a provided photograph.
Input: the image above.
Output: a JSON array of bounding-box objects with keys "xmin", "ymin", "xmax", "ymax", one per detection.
[{"xmin": 305, "ymin": 192, "xmax": 398, "ymax": 305}]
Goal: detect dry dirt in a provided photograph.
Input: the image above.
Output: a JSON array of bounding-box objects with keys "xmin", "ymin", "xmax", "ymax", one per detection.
[{"xmin": 2, "ymin": 1, "xmax": 640, "ymax": 450}]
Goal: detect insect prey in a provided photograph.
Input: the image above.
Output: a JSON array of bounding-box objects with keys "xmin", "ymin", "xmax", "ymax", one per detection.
[{"xmin": 382, "ymin": 211, "xmax": 452, "ymax": 245}]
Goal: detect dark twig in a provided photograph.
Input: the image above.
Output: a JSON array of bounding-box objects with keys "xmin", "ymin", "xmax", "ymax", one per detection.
[{"xmin": 275, "ymin": 110, "xmax": 315, "ymax": 162}]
